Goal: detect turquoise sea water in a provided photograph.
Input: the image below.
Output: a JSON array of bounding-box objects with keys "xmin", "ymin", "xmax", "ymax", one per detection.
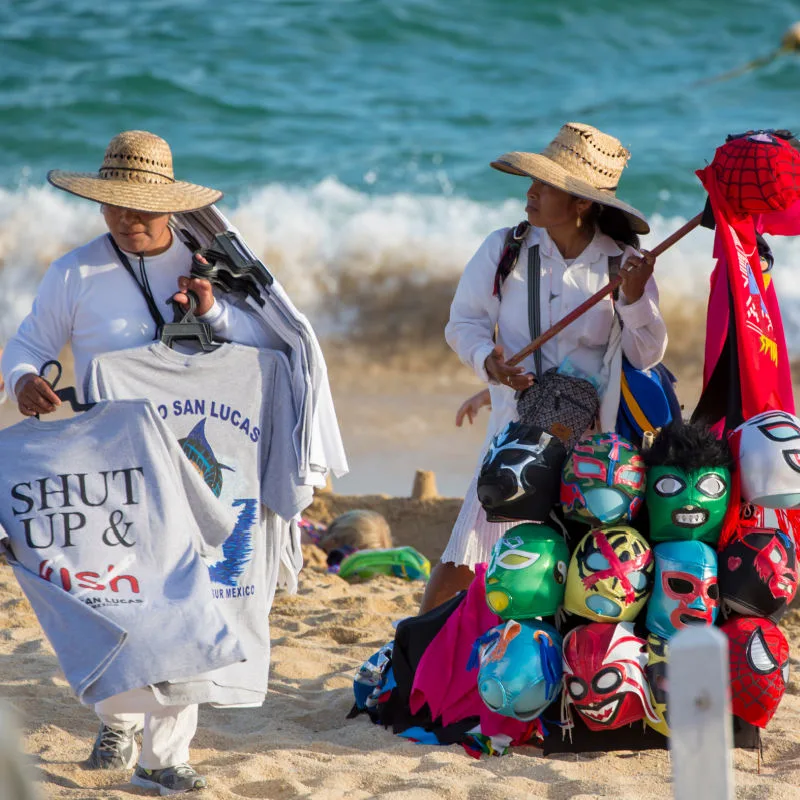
[
  {"xmin": 2, "ymin": 0, "xmax": 800, "ymax": 495},
  {"xmin": 1, "ymin": 0, "xmax": 800, "ymax": 345}
]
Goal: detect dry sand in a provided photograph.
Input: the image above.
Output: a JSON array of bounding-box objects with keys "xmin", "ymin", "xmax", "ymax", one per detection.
[
  {"xmin": 2, "ymin": 490, "xmax": 800, "ymax": 799},
  {"xmin": 1, "ymin": 539, "xmax": 800, "ymax": 799},
  {"xmin": 2, "ymin": 349, "xmax": 800, "ymax": 798}
]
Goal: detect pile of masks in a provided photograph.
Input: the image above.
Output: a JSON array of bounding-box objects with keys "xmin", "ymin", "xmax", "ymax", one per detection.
[{"xmin": 349, "ymin": 413, "xmax": 798, "ymax": 756}]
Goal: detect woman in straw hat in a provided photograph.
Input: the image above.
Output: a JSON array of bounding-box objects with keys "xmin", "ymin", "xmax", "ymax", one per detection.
[
  {"xmin": 3, "ymin": 129, "xmax": 263, "ymax": 419},
  {"xmin": 2, "ymin": 130, "xmax": 266, "ymax": 794},
  {"xmin": 419, "ymin": 122, "xmax": 668, "ymax": 613}
]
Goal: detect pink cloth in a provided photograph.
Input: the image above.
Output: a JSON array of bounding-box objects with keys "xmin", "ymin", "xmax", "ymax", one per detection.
[
  {"xmin": 697, "ymin": 164, "xmax": 795, "ymax": 425},
  {"xmin": 409, "ymin": 563, "xmax": 535, "ymax": 742}
]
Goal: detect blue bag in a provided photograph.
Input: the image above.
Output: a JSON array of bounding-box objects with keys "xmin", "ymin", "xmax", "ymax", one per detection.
[{"xmin": 616, "ymin": 359, "xmax": 681, "ymax": 445}]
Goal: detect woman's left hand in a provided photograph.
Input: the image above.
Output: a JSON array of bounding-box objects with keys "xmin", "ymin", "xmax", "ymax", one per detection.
[
  {"xmin": 620, "ymin": 249, "xmax": 656, "ymax": 303},
  {"xmin": 174, "ymin": 275, "xmax": 215, "ymax": 315}
]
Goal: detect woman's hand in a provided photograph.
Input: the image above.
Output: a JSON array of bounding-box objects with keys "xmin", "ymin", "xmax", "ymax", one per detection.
[
  {"xmin": 456, "ymin": 389, "xmax": 491, "ymax": 427},
  {"xmin": 620, "ymin": 249, "xmax": 656, "ymax": 303},
  {"xmin": 16, "ymin": 374, "xmax": 60, "ymax": 416},
  {"xmin": 484, "ymin": 345, "xmax": 534, "ymax": 391},
  {"xmin": 174, "ymin": 275, "xmax": 215, "ymax": 315}
]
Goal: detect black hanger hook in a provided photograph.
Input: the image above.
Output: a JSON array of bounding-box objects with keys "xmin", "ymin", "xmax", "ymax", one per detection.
[{"xmin": 39, "ymin": 360, "xmax": 63, "ymax": 390}]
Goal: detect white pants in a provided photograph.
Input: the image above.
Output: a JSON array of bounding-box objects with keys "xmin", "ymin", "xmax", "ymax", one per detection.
[{"xmin": 94, "ymin": 688, "xmax": 198, "ymax": 770}]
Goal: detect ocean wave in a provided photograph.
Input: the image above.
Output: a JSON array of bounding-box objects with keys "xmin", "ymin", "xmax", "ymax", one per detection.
[{"xmin": 2, "ymin": 180, "xmax": 800, "ymax": 363}]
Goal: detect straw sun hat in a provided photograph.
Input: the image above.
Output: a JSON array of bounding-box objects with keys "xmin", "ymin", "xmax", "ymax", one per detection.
[
  {"xmin": 491, "ymin": 122, "xmax": 649, "ymax": 234},
  {"xmin": 47, "ymin": 130, "xmax": 222, "ymax": 214}
]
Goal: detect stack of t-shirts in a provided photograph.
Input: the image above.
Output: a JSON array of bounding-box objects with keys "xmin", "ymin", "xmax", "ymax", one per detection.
[
  {"xmin": 171, "ymin": 205, "xmax": 348, "ymax": 487},
  {"xmin": 86, "ymin": 342, "xmax": 314, "ymax": 707}
]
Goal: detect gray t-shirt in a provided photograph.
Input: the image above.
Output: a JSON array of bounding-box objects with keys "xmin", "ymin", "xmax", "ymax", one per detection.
[
  {"xmin": 0, "ymin": 399, "xmax": 245, "ymax": 704},
  {"xmin": 86, "ymin": 342, "xmax": 313, "ymax": 706}
]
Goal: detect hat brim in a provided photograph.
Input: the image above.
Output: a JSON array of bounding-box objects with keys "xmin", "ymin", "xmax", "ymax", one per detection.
[
  {"xmin": 490, "ymin": 152, "xmax": 650, "ymax": 235},
  {"xmin": 47, "ymin": 170, "xmax": 223, "ymax": 214}
]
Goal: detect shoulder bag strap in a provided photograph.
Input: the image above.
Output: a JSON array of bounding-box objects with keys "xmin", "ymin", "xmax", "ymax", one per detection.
[
  {"xmin": 608, "ymin": 252, "xmax": 623, "ymax": 303},
  {"xmin": 526, "ymin": 243, "xmax": 543, "ymax": 380},
  {"xmin": 493, "ymin": 220, "xmax": 530, "ymax": 299},
  {"xmin": 106, "ymin": 233, "xmax": 166, "ymax": 333}
]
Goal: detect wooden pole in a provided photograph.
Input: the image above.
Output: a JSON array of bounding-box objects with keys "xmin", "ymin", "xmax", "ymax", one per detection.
[
  {"xmin": 669, "ymin": 626, "xmax": 734, "ymax": 800},
  {"xmin": 507, "ymin": 212, "xmax": 704, "ymax": 367}
]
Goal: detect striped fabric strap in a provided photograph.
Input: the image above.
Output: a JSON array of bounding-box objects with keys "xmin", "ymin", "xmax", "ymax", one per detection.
[{"xmin": 527, "ymin": 244, "xmax": 543, "ymax": 379}]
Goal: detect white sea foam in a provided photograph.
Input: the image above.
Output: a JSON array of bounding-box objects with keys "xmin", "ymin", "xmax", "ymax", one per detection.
[{"xmin": 2, "ymin": 179, "xmax": 800, "ymax": 353}]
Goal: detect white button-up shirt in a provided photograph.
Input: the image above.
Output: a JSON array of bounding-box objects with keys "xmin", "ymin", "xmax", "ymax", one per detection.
[{"xmin": 445, "ymin": 225, "xmax": 668, "ymax": 442}]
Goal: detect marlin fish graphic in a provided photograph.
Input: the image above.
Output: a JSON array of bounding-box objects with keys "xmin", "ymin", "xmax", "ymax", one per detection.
[{"xmin": 179, "ymin": 418, "xmax": 234, "ymax": 497}]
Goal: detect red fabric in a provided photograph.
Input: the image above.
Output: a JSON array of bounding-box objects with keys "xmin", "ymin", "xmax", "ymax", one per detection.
[
  {"xmin": 409, "ymin": 563, "xmax": 535, "ymax": 742},
  {"xmin": 697, "ymin": 152, "xmax": 794, "ymax": 427}
]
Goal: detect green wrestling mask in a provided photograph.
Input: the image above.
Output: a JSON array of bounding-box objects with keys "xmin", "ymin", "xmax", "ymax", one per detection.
[
  {"xmin": 485, "ymin": 523, "xmax": 569, "ymax": 619},
  {"xmin": 643, "ymin": 421, "xmax": 733, "ymax": 545}
]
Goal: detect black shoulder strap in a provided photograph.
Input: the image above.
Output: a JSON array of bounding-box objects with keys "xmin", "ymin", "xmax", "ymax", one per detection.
[
  {"xmin": 493, "ymin": 220, "xmax": 530, "ymax": 300},
  {"xmin": 526, "ymin": 244, "xmax": 543, "ymax": 379},
  {"xmin": 107, "ymin": 234, "xmax": 166, "ymax": 332},
  {"xmin": 608, "ymin": 252, "xmax": 623, "ymax": 302}
]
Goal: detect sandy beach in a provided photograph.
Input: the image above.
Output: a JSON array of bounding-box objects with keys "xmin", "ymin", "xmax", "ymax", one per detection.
[
  {"xmin": 2, "ymin": 498, "xmax": 800, "ymax": 800},
  {"xmin": 1, "ymin": 351, "xmax": 799, "ymax": 799}
]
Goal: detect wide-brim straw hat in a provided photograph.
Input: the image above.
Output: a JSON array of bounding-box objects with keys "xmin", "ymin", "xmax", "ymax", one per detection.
[
  {"xmin": 47, "ymin": 130, "xmax": 222, "ymax": 213},
  {"xmin": 491, "ymin": 122, "xmax": 650, "ymax": 234}
]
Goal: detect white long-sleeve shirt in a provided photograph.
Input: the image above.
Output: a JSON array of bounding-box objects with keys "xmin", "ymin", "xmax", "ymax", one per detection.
[
  {"xmin": 445, "ymin": 225, "xmax": 668, "ymax": 439},
  {"xmin": 2, "ymin": 232, "xmax": 264, "ymax": 401}
]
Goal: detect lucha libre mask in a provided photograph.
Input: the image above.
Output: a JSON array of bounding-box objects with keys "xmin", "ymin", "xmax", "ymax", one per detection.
[
  {"xmin": 563, "ymin": 526, "xmax": 654, "ymax": 622},
  {"xmin": 719, "ymin": 528, "xmax": 798, "ymax": 622},
  {"xmin": 721, "ymin": 616, "xmax": 789, "ymax": 728},
  {"xmin": 484, "ymin": 523, "xmax": 569, "ymax": 619},
  {"xmin": 646, "ymin": 465, "xmax": 730, "ymax": 545},
  {"xmin": 645, "ymin": 541, "xmax": 719, "ymax": 639},
  {"xmin": 561, "ymin": 434, "xmax": 646, "ymax": 527},
  {"xmin": 644, "ymin": 632, "xmax": 670, "ymax": 736},
  {"xmin": 478, "ymin": 422, "xmax": 567, "ymax": 523},
  {"xmin": 562, "ymin": 622, "xmax": 660, "ymax": 730},
  {"xmin": 474, "ymin": 619, "xmax": 563, "ymax": 721},
  {"xmin": 734, "ymin": 411, "xmax": 800, "ymax": 508}
]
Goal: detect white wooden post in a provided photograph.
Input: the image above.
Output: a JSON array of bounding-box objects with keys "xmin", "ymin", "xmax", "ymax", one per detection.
[
  {"xmin": 0, "ymin": 702, "xmax": 39, "ymax": 800},
  {"xmin": 669, "ymin": 626, "xmax": 734, "ymax": 800}
]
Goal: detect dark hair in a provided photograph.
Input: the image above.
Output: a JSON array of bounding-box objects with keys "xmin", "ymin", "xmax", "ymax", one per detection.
[
  {"xmin": 642, "ymin": 420, "xmax": 734, "ymax": 471},
  {"xmin": 588, "ymin": 204, "xmax": 640, "ymax": 249}
]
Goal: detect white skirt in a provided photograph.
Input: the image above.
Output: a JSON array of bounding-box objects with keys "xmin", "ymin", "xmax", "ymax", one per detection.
[
  {"xmin": 440, "ymin": 472, "xmax": 519, "ymax": 568},
  {"xmin": 441, "ymin": 385, "xmax": 518, "ymax": 569}
]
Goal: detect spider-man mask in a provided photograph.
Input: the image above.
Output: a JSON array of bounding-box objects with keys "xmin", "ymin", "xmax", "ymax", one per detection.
[
  {"xmin": 561, "ymin": 434, "xmax": 646, "ymax": 527},
  {"xmin": 562, "ymin": 622, "xmax": 659, "ymax": 731},
  {"xmin": 721, "ymin": 617, "xmax": 789, "ymax": 728},
  {"xmin": 564, "ymin": 526, "xmax": 653, "ymax": 622},
  {"xmin": 645, "ymin": 541, "xmax": 719, "ymax": 639},
  {"xmin": 719, "ymin": 528, "xmax": 798, "ymax": 622},
  {"xmin": 734, "ymin": 411, "xmax": 800, "ymax": 509}
]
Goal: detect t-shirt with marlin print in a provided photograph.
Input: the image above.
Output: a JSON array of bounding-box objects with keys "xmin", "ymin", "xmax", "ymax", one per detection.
[{"xmin": 86, "ymin": 341, "xmax": 313, "ymax": 707}]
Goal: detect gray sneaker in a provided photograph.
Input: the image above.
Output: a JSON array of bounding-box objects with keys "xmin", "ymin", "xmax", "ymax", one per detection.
[
  {"xmin": 130, "ymin": 763, "xmax": 207, "ymax": 795},
  {"xmin": 87, "ymin": 724, "xmax": 138, "ymax": 770}
]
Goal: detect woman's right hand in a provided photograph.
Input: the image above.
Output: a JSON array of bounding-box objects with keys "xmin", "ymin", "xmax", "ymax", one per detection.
[
  {"xmin": 484, "ymin": 345, "xmax": 534, "ymax": 391},
  {"xmin": 16, "ymin": 374, "xmax": 61, "ymax": 416}
]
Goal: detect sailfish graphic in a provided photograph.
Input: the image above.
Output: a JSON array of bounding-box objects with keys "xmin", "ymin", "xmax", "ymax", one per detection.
[{"xmin": 178, "ymin": 418, "xmax": 234, "ymax": 497}]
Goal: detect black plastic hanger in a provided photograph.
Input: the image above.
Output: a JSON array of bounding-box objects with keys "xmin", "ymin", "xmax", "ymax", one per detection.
[
  {"xmin": 158, "ymin": 291, "xmax": 220, "ymax": 352},
  {"xmin": 179, "ymin": 229, "xmax": 273, "ymax": 308},
  {"xmin": 38, "ymin": 360, "xmax": 96, "ymax": 413}
]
